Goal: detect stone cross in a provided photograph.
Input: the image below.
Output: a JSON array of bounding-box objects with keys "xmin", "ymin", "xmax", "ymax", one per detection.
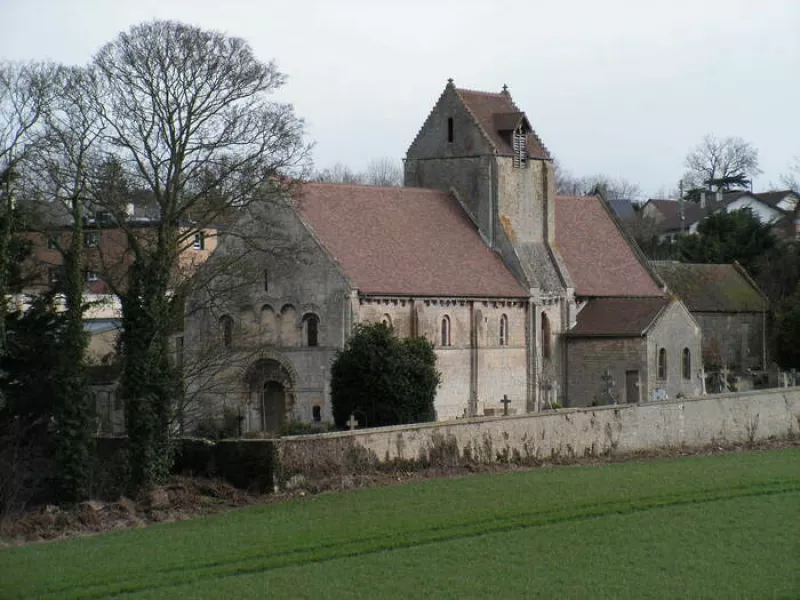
[
  {"xmin": 500, "ymin": 394, "xmax": 511, "ymax": 416},
  {"xmin": 347, "ymin": 414, "xmax": 359, "ymax": 431}
]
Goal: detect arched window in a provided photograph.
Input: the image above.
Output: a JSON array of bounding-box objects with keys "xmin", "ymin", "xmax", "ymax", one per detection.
[
  {"xmin": 499, "ymin": 314, "xmax": 509, "ymax": 346},
  {"xmin": 303, "ymin": 313, "xmax": 319, "ymax": 347},
  {"xmin": 382, "ymin": 314, "xmax": 392, "ymax": 328},
  {"xmin": 220, "ymin": 314, "xmax": 234, "ymax": 348},
  {"xmin": 441, "ymin": 315, "xmax": 451, "ymax": 347},
  {"xmin": 682, "ymin": 348, "xmax": 691, "ymax": 380},
  {"xmin": 541, "ymin": 312, "xmax": 551, "ymax": 359},
  {"xmin": 658, "ymin": 348, "xmax": 667, "ymax": 380},
  {"xmin": 263, "ymin": 269, "xmax": 269, "ymax": 292}
]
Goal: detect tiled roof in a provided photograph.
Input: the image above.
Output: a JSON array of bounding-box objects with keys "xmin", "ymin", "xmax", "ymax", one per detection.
[
  {"xmin": 651, "ymin": 262, "xmax": 768, "ymax": 312},
  {"xmin": 295, "ymin": 183, "xmax": 527, "ymax": 297},
  {"xmin": 644, "ymin": 198, "xmax": 722, "ymax": 233},
  {"xmin": 554, "ymin": 195, "xmax": 664, "ymax": 297},
  {"xmin": 749, "ymin": 190, "xmax": 799, "ymax": 210},
  {"xmin": 455, "ymin": 88, "xmax": 551, "ymax": 159},
  {"xmin": 567, "ymin": 296, "xmax": 670, "ymax": 337},
  {"xmin": 609, "ymin": 199, "xmax": 636, "ymax": 220}
]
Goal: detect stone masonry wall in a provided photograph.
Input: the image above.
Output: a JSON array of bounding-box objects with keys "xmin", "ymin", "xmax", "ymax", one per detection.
[{"xmin": 276, "ymin": 388, "xmax": 800, "ymax": 484}]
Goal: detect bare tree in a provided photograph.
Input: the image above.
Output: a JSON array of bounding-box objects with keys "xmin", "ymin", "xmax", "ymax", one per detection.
[
  {"xmin": 552, "ymin": 160, "xmax": 642, "ymax": 202},
  {"xmin": 0, "ymin": 61, "xmax": 58, "ymax": 356},
  {"xmin": 313, "ymin": 162, "xmax": 363, "ymax": 184},
  {"xmin": 363, "ymin": 157, "xmax": 402, "ymax": 186},
  {"xmin": 86, "ymin": 20, "xmax": 309, "ymax": 489},
  {"xmin": 780, "ymin": 156, "xmax": 799, "ymax": 193},
  {"xmin": 683, "ymin": 134, "xmax": 762, "ymax": 193}
]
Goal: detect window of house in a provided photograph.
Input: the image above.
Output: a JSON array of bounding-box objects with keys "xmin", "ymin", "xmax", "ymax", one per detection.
[
  {"xmin": 499, "ymin": 314, "xmax": 509, "ymax": 346},
  {"xmin": 303, "ymin": 313, "xmax": 319, "ymax": 347},
  {"xmin": 658, "ymin": 348, "xmax": 667, "ymax": 380},
  {"xmin": 47, "ymin": 235, "xmax": 59, "ymax": 250},
  {"xmin": 682, "ymin": 348, "xmax": 691, "ymax": 380},
  {"xmin": 220, "ymin": 315, "xmax": 233, "ymax": 348},
  {"xmin": 541, "ymin": 312, "xmax": 551, "ymax": 359},
  {"xmin": 512, "ymin": 126, "xmax": 527, "ymax": 169},
  {"xmin": 84, "ymin": 231, "xmax": 100, "ymax": 248},
  {"xmin": 193, "ymin": 232, "xmax": 205, "ymax": 250},
  {"xmin": 447, "ymin": 117, "xmax": 454, "ymax": 143},
  {"xmin": 441, "ymin": 315, "xmax": 451, "ymax": 347},
  {"xmin": 49, "ymin": 268, "xmax": 61, "ymax": 285},
  {"xmin": 263, "ymin": 269, "xmax": 269, "ymax": 292},
  {"xmin": 85, "ymin": 270, "xmax": 100, "ymax": 282}
]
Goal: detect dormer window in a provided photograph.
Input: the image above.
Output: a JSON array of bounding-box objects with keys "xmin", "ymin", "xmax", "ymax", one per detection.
[{"xmin": 512, "ymin": 126, "xmax": 527, "ymax": 169}]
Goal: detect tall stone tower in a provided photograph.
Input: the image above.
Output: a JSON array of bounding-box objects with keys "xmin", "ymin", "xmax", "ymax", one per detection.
[{"xmin": 404, "ymin": 79, "xmax": 571, "ymax": 296}]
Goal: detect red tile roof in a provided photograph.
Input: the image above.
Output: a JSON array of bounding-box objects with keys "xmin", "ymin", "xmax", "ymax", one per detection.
[
  {"xmin": 455, "ymin": 88, "xmax": 551, "ymax": 160},
  {"xmin": 295, "ymin": 183, "xmax": 527, "ymax": 297},
  {"xmin": 567, "ymin": 297, "xmax": 670, "ymax": 337},
  {"xmin": 555, "ymin": 195, "xmax": 664, "ymax": 297}
]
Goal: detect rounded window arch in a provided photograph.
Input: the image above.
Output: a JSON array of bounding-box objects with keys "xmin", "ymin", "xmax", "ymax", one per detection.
[
  {"xmin": 381, "ymin": 313, "xmax": 392, "ymax": 328},
  {"xmin": 658, "ymin": 347, "xmax": 667, "ymax": 380},
  {"xmin": 541, "ymin": 312, "xmax": 551, "ymax": 359},
  {"xmin": 682, "ymin": 347, "xmax": 691, "ymax": 380},
  {"xmin": 219, "ymin": 314, "xmax": 234, "ymax": 348},
  {"xmin": 441, "ymin": 315, "xmax": 451, "ymax": 347},
  {"xmin": 499, "ymin": 314, "xmax": 509, "ymax": 346},
  {"xmin": 302, "ymin": 313, "xmax": 320, "ymax": 347}
]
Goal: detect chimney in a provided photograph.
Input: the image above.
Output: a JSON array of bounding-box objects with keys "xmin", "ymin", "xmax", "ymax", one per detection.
[
  {"xmin": 715, "ymin": 190, "xmax": 722, "ymax": 203},
  {"xmin": 699, "ymin": 191, "xmax": 706, "ymax": 209}
]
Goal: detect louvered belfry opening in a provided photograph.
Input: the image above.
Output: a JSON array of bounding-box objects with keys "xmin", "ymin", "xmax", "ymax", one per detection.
[{"xmin": 512, "ymin": 126, "xmax": 527, "ymax": 168}]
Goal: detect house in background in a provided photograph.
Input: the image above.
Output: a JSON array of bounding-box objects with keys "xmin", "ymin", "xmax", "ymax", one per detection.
[
  {"xmin": 651, "ymin": 261, "xmax": 769, "ymax": 375},
  {"xmin": 641, "ymin": 190, "xmax": 800, "ymax": 241}
]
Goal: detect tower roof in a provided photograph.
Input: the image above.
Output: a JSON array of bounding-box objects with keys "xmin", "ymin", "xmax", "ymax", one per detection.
[{"xmin": 455, "ymin": 87, "xmax": 551, "ymax": 159}]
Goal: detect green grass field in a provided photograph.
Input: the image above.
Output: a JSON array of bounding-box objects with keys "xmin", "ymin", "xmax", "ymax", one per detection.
[{"xmin": 2, "ymin": 448, "xmax": 798, "ymax": 599}]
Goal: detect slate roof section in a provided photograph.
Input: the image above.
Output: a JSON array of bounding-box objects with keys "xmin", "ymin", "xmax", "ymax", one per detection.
[
  {"xmin": 455, "ymin": 88, "xmax": 551, "ymax": 160},
  {"xmin": 554, "ymin": 195, "xmax": 664, "ymax": 297},
  {"xmin": 294, "ymin": 183, "xmax": 527, "ymax": 298},
  {"xmin": 608, "ymin": 199, "xmax": 636, "ymax": 220},
  {"xmin": 567, "ymin": 296, "xmax": 670, "ymax": 337},
  {"xmin": 651, "ymin": 262, "xmax": 768, "ymax": 312}
]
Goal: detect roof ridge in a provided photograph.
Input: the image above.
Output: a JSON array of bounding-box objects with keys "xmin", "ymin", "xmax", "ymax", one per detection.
[
  {"xmin": 455, "ymin": 87, "xmax": 505, "ymax": 97},
  {"xmin": 303, "ymin": 181, "xmax": 445, "ymax": 193}
]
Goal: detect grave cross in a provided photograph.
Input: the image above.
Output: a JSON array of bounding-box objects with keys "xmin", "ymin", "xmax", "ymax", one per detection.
[
  {"xmin": 347, "ymin": 414, "xmax": 359, "ymax": 431},
  {"xmin": 500, "ymin": 394, "xmax": 511, "ymax": 416}
]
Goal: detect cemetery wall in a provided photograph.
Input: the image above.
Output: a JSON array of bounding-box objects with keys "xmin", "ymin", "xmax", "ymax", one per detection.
[{"xmin": 276, "ymin": 388, "xmax": 800, "ymax": 486}]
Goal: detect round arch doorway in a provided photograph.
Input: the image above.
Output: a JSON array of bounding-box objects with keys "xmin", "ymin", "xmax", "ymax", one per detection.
[{"xmin": 245, "ymin": 358, "xmax": 294, "ymax": 435}]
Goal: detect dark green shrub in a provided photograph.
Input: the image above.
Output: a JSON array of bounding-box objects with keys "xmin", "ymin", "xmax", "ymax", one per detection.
[{"xmin": 330, "ymin": 323, "xmax": 440, "ymax": 429}]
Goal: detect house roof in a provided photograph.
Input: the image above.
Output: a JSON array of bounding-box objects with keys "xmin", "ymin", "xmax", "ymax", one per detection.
[
  {"xmin": 554, "ymin": 195, "xmax": 664, "ymax": 297},
  {"xmin": 749, "ymin": 190, "xmax": 799, "ymax": 210},
  {"xmin": 455, "ymin": 88, "xmax": 551, "ymax": 160},
  {"xmin": 294, "ymin": 182, "xmax": 527, "ymax": 297},
  {"xmin": 609, "ymin": 199, "xmax": 636, "ymax": 220},
  {"xmin": 567, "ymin": 296, "xmax": 670, "ymax": 337},
  {"xmin": 644, "ymin": 198, "xmax": 724, "ymax": 233},
  {"xmin": 651, "ymin": 262, "xmax": 768, "ymax": 312}
]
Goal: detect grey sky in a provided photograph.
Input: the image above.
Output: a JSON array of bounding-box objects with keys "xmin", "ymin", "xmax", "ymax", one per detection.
[{"xmin": 3, "ymin": 0, "xmax": 798, "ymax": 197}]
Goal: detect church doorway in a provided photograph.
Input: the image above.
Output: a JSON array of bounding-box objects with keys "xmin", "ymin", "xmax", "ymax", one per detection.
[
  {"xmin": 261, "ymin": 381, "xmax": 286, "ymax": 433},
  {"xmin": 245, "ymin": 358, "xmax": 294, "ymax": 435}
]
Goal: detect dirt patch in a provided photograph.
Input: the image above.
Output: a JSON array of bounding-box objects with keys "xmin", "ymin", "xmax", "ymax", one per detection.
[{"xmin": 1, "ymin": 438, "xmax": 796, "ymax": 548}]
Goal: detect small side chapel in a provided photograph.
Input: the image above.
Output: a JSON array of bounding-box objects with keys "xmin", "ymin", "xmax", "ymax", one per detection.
[{"xmin": 184, "ymin": 80, "xmax": 702, "ymax": 435}]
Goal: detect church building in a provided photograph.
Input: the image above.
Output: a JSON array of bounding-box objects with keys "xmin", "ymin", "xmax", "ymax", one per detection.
[{"xmin": 184, "ymin": 80, "xmax": 702, "ymax": 435}]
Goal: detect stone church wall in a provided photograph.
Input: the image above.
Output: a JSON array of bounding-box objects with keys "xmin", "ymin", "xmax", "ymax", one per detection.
[
  {"xmin": 694, "ymin": 312, "xmax": 766, "ymax": 370},
  {"xmin": 565, "ymin": 337, "xmax": 647, "ymax": 407},
  {"xmin": 646, "ymin": 301, "xmax": 703, "ymax": 400}
]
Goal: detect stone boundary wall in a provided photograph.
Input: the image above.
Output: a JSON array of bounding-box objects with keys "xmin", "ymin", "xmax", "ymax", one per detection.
[{"xmin": 276, "ymin": 388, "xmax": 800, "ymax": 485}]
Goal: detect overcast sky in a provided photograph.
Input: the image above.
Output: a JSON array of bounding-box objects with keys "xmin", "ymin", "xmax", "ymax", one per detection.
[{"xmin": 3, "ymin": 0, "xmax": 798, "ymax": 198}]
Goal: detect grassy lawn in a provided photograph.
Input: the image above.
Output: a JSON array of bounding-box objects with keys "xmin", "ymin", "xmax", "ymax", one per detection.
[{"xmin": 1, "ymin": 448, "xmax": 798, "ymax": 599}]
